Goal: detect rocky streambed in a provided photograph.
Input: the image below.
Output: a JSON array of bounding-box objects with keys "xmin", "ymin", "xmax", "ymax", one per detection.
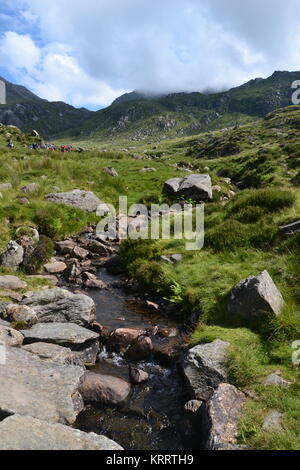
[{"xmin": 0, "ymin": 229, "xmax": 246, "ymax": 450}]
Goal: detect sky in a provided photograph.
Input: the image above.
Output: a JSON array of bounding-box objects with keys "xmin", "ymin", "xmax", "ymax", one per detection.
[{"xmin": 0, "ymin": 0, "xmax": 300, "ymax": 110}]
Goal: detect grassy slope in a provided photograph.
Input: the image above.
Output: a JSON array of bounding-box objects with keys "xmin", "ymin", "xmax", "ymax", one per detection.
[{"xmin": 1, "ymin": 106, "xmax": 300, "ymax": 449}]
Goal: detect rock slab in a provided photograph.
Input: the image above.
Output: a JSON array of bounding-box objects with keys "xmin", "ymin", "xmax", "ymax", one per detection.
[
  {"xmin": 0, "ymin": 347, "xmax": 85, "ymax": 424},
  {"xmin": 0, "ymin": 415, "xmax": 123, "ymax": 450},
  {"xmin": 21, "ymin": 288, "xmax": 96, "ymax": 326}
]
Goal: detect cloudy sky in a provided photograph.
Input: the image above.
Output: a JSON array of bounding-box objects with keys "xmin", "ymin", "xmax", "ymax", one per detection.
[{"xmin": 0, "ymin": 0, "xmax": 300, "ymax": 110}]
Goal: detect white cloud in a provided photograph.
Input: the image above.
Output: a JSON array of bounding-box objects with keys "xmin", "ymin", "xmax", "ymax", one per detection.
[{"xmin": 1, "ymin": 0, "xmax": 300, "ymax": 108}]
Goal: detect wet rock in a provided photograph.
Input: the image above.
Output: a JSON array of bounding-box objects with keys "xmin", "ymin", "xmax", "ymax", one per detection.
[
  {"xmin": 126, "ymin": 336, "xmax": 153, "ymax": 361},
  {"xmin": 84, "ymin": 279, "xmax": 107, "ymax": 289},
  {"xmin": 0, "ymin": 241, "xmax": 24, "ymax": 271},
  {"xmin": 63, "ymin": 259, "xmax": 82, "ymax": 283},
  {"xmin": 0, "ymin": 415, "xmax": 123, "ymax": 450},
  {"xmin": 21, "ymin": 183, "xmax": 39, "ymax": 194},
  {"xmin": 80, "ymin": 371, "xmax": 131, "ymax": 405},
  {"xmin": 0, "ymin": 275, "xmax": 27, "ymax": 290},
  {"xmin": 103, "ymin": 167, "xmax": 118, "ymax": 177},
  {"xmin": 113, "ymin": 328, "xmax": 145, "ymax": 346},
  {"xmin": 203, "ymin": 383, "xmax": 246, "ymax": 450},
  {"xmin": 129, "ymin": 366, "xmax": 149, "ymax": 384},
  {"xmin": 45, "ymin": 189, "xmax": 105, "ymax": 213},
  {"xmin": 22, "ymin": 342, "xmax": 76, "ymax": 365},
  {"xmin": 263, "ymin": 410, "xmax": 283, "ymax": 432},
  {"xmin": 180, "ymin": 340, "xmax": 230, "ymax": 401},
  {"xmin": 44, "ymin": 261, "xmax": 67, "ymax": 274},
  {"xmin": 263, "ymin": 371, "xmax": 293, "ymax": 388},
  {"xmin": 6, "ymin": 304, "xmax": 37, "ymax": 326},
  {"xmin": 0, "ymin": 324, "xmax": 24, "ymax": 346},
  {"xmin": 280, "ymin": 220, "xmax": 300, "ymax": 236},
  {"xmin": 0, "ymin": 183, "xmax": 12, "ymax": 191},
  {"xmin": 228, "ymin": 270, "xmax": 284, "ymax": 320},
  {"xmin": 0, "ymin": 347, "xmax": 85, "ymax": 424},
  {"xmin": 21, "ymin": 322, "xmax": 99, "ymax": 347},
  {"xmin": 164, "ymin": 174, "xmax": 212, "ymax": 201},
  {"xmin": 21, "ymin": 288, "xmax": 96, "ymax": 326},
  {"xmin": 145, "ymin": 300, "xmax": 159, "ymax": 310}
]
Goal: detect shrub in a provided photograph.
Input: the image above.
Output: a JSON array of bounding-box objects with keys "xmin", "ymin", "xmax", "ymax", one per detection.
[
  {"xmin": 205, "ymin": 220, "xmax": 250, "ymax": 251},
  {"xmin": 228, "ymin": 188, "xmax": 295, "ymax": 215}
]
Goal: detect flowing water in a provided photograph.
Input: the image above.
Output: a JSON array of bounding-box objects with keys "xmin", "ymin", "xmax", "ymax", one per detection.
[{"xmin": 75, "ymin": 267, "xmax": 193, "ymax": 450}]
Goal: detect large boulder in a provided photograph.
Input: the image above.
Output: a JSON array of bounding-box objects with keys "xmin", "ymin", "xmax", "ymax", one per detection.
[
  {"xmin": 80, "ymin": 371, "xmax": 131, "ymax": 405},
  {"xmin": 0, "ymin": 347, "xmax": 85, "ymax": 424},
  {"xmin": 0, "ymin": 415, "xmax": 123, "ymax": 450},
  {"xmin": 180, "ymin": 340, "xmax": 230, "ymax": 401},
  {"xmin": 21, "ymin": 322, "xmax": 99, "ymax": 348},
  {"xmin": 228, "ymin": 270, "xmax": 284, "ymax": 320},
  {"xmin": 20, "ymin": 288, "xmax": 96, "ymax": 326},
  {"xmin": 203, "ymin": 383, "xmax": 246, "ymax": 450},
  {"xmin": 0, "ymin": 325, "xmax": 23, "ymax": 346},
  {"xmin": 0, "ymin": 241, "xmax": 24, "ymax": 271},
  {"xmin": 164, "ymin": 174, "xmax": 212, "ymax": 201},
  {"xmin": 45, "ymin": 190, "xmax": 106, "ymax": 213}
]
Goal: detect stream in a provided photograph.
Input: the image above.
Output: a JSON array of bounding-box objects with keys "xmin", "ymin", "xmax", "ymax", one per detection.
[{"xmin": 74, "ymin": 267, "xmax": 194, "ymax": 451}]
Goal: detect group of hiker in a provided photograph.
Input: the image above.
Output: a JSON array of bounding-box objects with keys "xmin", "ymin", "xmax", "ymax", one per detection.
[{"xmin": 7, "ymin": 140, "xmax": 84, "ymax": 153}]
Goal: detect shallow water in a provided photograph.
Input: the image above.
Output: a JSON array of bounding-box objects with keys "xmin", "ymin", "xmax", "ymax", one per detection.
[{"xmin": 76, "ymin": 267, "xmax": 191, "ymax": 450}]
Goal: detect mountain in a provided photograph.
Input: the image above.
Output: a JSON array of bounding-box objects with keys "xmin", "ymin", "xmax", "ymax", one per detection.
[
  {"xmin": 0, "ymin": 77, "xmax": 92, "ymax": 139},
  {"xmin": 112, "ymin": 90, "xmax": 165, "ymax": 105},
  {"xmin": 1, "ymin": 71, "xmax": 300, "ymax": 141},
  {"xmin": 70, "ymin": 71, "xmax": 300, "ymax": 141}
]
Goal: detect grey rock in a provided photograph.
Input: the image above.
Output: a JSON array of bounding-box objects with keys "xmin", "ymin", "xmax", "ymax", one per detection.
[
  {"xmin": 6, "ymin": 304, "xmax": 38, "ymax": 326},
  {"xmin": 0, "ymin": 325, "xmax": 23, "ymax": 346},
  {"xmin": 103, "ymin": 166, "xmax": 118, "ymax": 177},
  {"xmin": 263, "ymin": 410, "xmax": 283, "ymax": 432},
  {"xmin": 21, "ymin": 288, "xmax": 96, "ymax": 326},
  {"xmin": 21, "ymin": 322, "xmax": 99, "ymax": 348},
  {"xmin": 228, "ymin": 270, "xmax": 284, "ymax": 319},
  {"xmin": 140, "ymin": 167, "xmax": 156, "ymax": 173},
  {"xmin": 0, "ymin": 415, "xmax": 123, "ymax": 450},
  {"xmin": 129, "ymin": 366, "xmax": 149, "ymax": 384},
  {"xmin": 0, "ymin": 275, "xmax": 27, "ymax": 290},
  {"xmin": 22, "ymin": 342, "xmax": 76, "ymax": 365},
  {"xmin": 80, "ymin": 371, "xmax": 131, "ymax": 405},
  {"xmin": 0, "ymin": 347, "xmax": 85, "ymax": 424},
  {"xmin": 180, "ymin": 340, "xmax": 230, "ymax": 401},
  {"xmin": 204, "ymin": 383, "xmax": 246, "ymax": 450},
  {"xmin": 45, "ymin": 189, "xmax": 104, "ymax": 213},
  {"xmin": 21, "ymin": 183, "xmax": 39, "ymax": 193},
  {"xmin": 263, "ymin": 371, "xmax": 293, "ymax": 388},
  {"xmin": 0, "ymin": 241, "xmax": 24, "ymax": 271},
  {"xmin": 164, "ymin": 174, "xmax": 212, "ymax": 201}
]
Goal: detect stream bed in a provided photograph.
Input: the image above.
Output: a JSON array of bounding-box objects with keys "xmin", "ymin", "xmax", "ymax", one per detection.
[{"xmin": 75, "ymin": 267, "xmax": 193, "ymax": 450}]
